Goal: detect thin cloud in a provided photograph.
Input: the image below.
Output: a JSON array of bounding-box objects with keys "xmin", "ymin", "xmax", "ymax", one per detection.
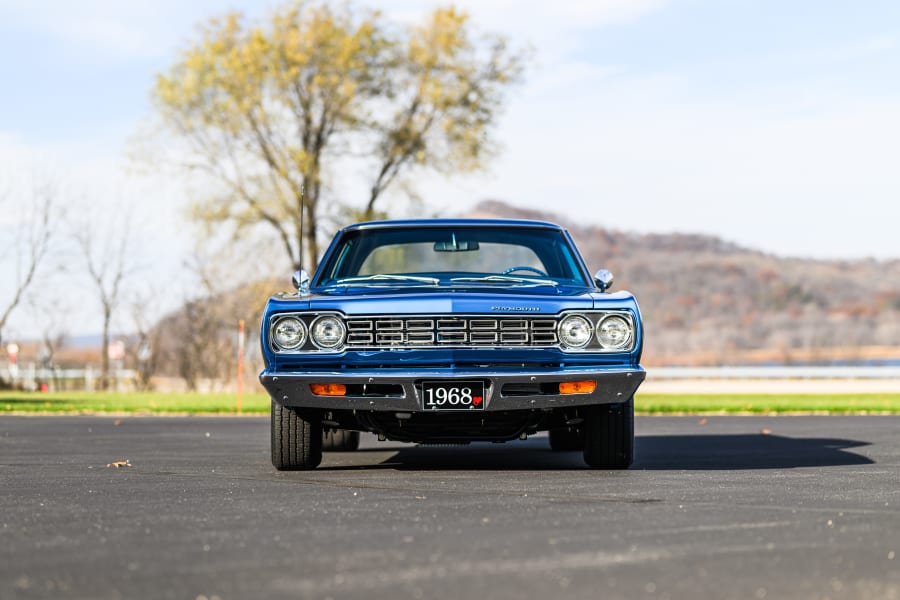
[
  {"xmin": 829, "ymin": 34, "xmax": 897, "ymax": 61},
  {"xmin": 0, "ymin": 1, "xmax": 267, "ymax": 63},
  {"xmin": 444, "ymin": 0, "xmax": 669, "ymax": 30}
]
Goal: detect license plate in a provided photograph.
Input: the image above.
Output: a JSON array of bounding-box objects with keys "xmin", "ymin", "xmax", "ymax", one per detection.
[{"xmin": 422, "ymin": 381, "xmax": 485, "ymax": 411}]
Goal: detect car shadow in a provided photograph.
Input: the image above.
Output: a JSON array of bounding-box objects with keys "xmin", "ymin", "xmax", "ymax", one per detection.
[
  {"xmin": 319, "ymin": 433, "xmax": 874, "ymax": 471},
  {"xmin": 633, "ymin": 434, "xmax": 873, "ymax": 470}
]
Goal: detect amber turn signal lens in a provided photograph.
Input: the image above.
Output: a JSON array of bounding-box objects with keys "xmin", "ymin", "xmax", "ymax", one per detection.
[
  {"xmin": 310, "ymin": 383, "xmax": 347, "ymax": 396},
  {"xmin": 559, "ymin": 380, "xmax": 596, "ymax": 395}
]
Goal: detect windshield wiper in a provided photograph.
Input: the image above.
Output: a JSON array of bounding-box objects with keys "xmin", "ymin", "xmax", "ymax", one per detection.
[
  {"xmin": 334, "ymin": 274, "xmax": 440, "ymax": 286},
  {"xmin": 450, "ymin": 275, "xmax": 558, "ymax": 287}
]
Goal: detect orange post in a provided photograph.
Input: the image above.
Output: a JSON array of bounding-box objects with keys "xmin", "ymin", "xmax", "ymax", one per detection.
[{"xmin": 237, "ymin": 319, "xmax": 245, "ymax": 412}]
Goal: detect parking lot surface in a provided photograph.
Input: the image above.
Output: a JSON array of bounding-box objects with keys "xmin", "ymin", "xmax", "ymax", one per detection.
[{"xmin": 2, "ymin": 415, "xmax": 899, "ymax": 599}]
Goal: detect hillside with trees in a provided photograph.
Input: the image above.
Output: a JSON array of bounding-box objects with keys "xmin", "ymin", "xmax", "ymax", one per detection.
[
  {"xmin": 471, "ymin": 200, "xmax": 900, "ymax": 366},
  {"xmin": 146, "ymin": 198, "xmax": 900, "ymax": 387}
]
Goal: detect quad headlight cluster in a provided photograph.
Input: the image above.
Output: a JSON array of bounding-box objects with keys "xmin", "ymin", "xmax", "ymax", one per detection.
[
  {"xmin": 557, "ymin": 312, "xmax": 635, "ymax": 352},
  {"xmin": 270, "ymin": 313, "xmax": 347, "ymax": 353}
]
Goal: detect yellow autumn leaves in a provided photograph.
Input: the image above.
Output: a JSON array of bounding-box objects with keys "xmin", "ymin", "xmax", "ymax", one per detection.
[{"xmin": 152, "ymin": 2, "xmax": 524, "ymax": 270}]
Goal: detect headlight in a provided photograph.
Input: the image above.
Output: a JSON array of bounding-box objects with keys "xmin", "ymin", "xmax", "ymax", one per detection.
[
  {"xmin": 272, "ymin": 316, "xmax": 307, "ymax": 350},
  {"xmin": 597, "ymin": 315, "xmax": 632, "ymax": 349},
  {"xmin": 311, "ymin": 316, "xmax": 346, "ymax": 349},
  {"xmin": 558, "ymin": 315, "xmax": 592, "ymax": 349}
]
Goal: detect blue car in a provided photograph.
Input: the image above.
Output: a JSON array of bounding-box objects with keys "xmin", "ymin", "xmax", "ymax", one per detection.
[{"xmin": 260, "ymin": 219, "xmax": 645, "ymax": 469}]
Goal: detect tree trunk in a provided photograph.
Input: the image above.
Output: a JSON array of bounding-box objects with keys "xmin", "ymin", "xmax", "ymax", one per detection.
[{"xmin": 294, "ymin": 176, "xmax": 320, "ymax": 273}]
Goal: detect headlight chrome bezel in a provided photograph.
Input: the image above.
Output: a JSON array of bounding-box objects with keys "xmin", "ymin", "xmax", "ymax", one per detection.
[
  {"xmin": 271, "ymin": 316, "xmax": 308, "ymax": 351},
  {"xmin": 310, "ymin": 315, "xmax": 347, "ymax": 350},
  {"xmin": 557, "ymin": 314, "xmax": 593, "ymax": 350},
  {"xmin": 596, "ymin": 314, "xmax": 633, "ymax": 350}
]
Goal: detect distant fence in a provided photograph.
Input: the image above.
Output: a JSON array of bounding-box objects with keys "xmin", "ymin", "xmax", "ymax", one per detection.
[
  {"xmin": 650, "ymin": 366, "xmax": 900, "ymax": 380},
  {"xmin": 1, "ymin": 365, "xmax": 137, "ymax": 392},
  {"xmin": 5, "ymin": 365, "xmax": 900, "ymax": 394}
]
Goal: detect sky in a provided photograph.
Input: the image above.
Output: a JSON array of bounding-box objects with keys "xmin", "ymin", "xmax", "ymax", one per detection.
[{"xmin": 2, "ymin": 0, "xmax": 900, "ymax": 339}]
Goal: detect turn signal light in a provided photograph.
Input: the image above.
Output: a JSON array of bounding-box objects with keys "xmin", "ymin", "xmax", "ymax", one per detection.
[
  {"xmin": 559, "ymin": 381, "xmax": 596, "ymax": 395},
  {"xmin": 310, "ymin": 383, "xmax": 347, "ymax": 396}
]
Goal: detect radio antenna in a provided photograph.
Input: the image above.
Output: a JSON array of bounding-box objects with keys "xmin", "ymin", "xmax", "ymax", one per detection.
[{"xmin": 299, "ymin": 183, "xmax": 305, "ymax": 270}]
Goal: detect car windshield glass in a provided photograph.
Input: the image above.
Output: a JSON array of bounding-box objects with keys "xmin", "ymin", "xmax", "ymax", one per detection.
[{"xmin": 317, "ymin": 226, "xmax": 589, "ymax": 286}]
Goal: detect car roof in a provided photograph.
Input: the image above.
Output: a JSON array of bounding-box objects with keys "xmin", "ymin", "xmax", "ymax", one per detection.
[{"xmin": 341, "ymin": 218, "xmax": 565, "ymax": 232}]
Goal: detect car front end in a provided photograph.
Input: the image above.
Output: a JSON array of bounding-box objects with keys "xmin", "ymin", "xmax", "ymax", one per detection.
[{"xmin": 260, "ymin": 219, "xmax": 645, "ymax": 469}]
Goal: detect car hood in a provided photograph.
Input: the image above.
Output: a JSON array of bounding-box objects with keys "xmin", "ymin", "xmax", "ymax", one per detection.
[{"xmin": 304, "ymin": 285, "xmax": 594, "ymax": 316}]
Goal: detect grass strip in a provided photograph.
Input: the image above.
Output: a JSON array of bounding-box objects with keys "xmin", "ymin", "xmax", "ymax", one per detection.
[
  {"xmin": 2, "ymin": 391, "xmax": 900, "ymax": 415},
  {"xmin": 636, "ymin": 393, "xmax": 900, "ymax": 414},
  {"xmin": 0, "ymin": 391, "xmax": 271, "ymax": 414}
]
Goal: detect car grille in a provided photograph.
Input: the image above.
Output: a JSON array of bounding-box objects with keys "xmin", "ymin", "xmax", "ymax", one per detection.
[{"xmin": 345, "ymin": 316, "xmax": 559, "ymax": 349}]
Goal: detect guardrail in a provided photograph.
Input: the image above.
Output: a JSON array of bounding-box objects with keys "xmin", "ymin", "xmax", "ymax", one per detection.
[
  {"xmin": 5, "ymin": 365, "xmax": 900, "ymax": 392},
  {"xmin": 650, "ymin": 366, "xmax": 900, "ymax": 380}
]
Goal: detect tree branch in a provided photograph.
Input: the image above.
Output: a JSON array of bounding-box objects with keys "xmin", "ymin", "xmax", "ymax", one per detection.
[{"xmin": 0, "ymin": 182, "xmax": 54, "ymax": 334}]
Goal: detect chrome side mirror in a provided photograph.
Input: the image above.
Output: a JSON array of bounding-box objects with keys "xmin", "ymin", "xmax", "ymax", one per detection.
[
  {"xmin": 594, "ymin": 269, "xmax": 614, "ymax": 292},
  {"xmin": 292, "ymin": 269, "xmax": 311, "ymax": 295}
]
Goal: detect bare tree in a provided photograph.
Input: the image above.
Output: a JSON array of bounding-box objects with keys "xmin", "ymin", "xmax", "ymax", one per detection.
[
  {"xmin": 128, "ymin": 289, "xmax": 163, "ymax": 391},
  {"xmin": 169, "ymin": 251, "xmax": 235, "ymax": 391},
  {"xmin": 27, "ymin": 294, "xmax": 71, "ymax": 390},
  {"xmin": 152, "ymin": 239, "xmax": 275, "ymax": 390},
  {"xmin": 74, "ymin": 209, "xmax": 133, "ymax": 390},
  {"xmin": 0, "ymin": 180, "xmax": 56, "ymax": 341}
]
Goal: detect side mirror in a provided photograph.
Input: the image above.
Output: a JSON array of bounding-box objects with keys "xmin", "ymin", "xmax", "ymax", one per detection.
[
  {"xmin": 594, "ymin": 269, "xmax": 614, "ymax": 292},
  {"xmin": 292, "ymin": 269, "xmax": 311, "ymax": 295}
]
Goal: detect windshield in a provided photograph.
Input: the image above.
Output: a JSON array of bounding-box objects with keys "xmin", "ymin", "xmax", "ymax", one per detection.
[{"xmin": 317, "ymin": 226, "xmax": 590, "ymax": 287}]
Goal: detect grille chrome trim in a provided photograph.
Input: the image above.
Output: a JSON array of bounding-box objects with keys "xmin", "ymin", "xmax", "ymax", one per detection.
[
  {"xmin": 344, "ymin": 315, "xmax": 560, "ymax": 349},
  {"xmin": 269, "ymin": 310, "xmax": 636, "ymax": 354}
]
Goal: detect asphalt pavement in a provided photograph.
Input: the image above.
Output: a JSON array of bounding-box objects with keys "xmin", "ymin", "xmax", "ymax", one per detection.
[{"xmin": 2, "ymin": 415, "xmax": 899, "ymax": 600}]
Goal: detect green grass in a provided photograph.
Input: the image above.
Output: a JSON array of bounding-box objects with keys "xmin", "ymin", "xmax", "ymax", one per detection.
[
  {"xmin": 0, "ymin": 391, "xmax": 271, "ymax": 415},
  {"xmin": 636, "ymin": 393, "xmax": 900, "ymax": 415},
  {"xmin": 2, "ymin": 391, "xmax": 900, "ymax": 415}
]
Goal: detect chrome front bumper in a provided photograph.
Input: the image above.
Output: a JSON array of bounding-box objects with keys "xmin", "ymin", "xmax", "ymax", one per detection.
[{"xmin": 259, "ymin": 366, "xmax": 645, "ymax": 412}]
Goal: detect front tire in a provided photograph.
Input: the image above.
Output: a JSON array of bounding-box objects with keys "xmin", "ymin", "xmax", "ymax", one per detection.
[
  {"xmin": 582, "ymin": 397, "xmax": 634, "ymax": 469},
  {"xmin": 271, "ymin": 400, "xmax": 322, "ymax": 470},
  {"xmin": 322, "ymin": 429, "xmax": 361, "ymax": 452}
]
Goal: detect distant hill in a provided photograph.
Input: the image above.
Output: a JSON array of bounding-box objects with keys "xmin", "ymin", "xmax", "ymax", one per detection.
[
  {"xmin": 470, "ymin": 200, "xmax": 900, "ymax": 366},
  {"xmin": 138, "ymin": 201, "xmax": 900, "ymax": 378}
]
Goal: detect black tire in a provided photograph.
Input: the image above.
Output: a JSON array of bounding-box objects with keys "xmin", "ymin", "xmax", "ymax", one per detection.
[
  {"xmin": 322, "ymin": 429, "xmax": 361, "ymax": 452},
  {"xmin": 271, "ymin": 399, "xmax": 322, "ymax": 470},
  {"xmin": 548, "ymin": 426, "xmax": 584, "ymax": 451},
  {"xmin": 582, "ymin": 397, "xmax": 634, "ymax": 469}
]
